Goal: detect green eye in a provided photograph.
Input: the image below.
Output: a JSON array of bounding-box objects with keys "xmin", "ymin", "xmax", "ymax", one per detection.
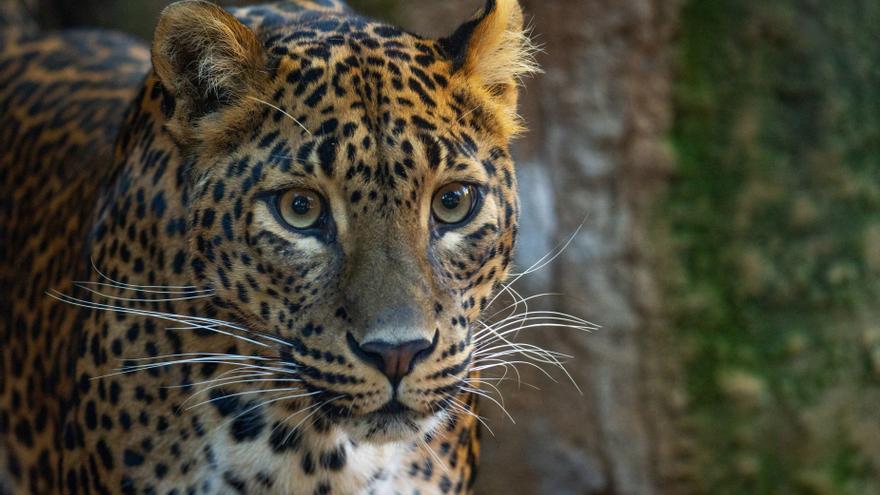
[
  {"xmin": 432, "ymin": 182, "xmax": 476, "ymax": 225},
  {"xmin": 277, "ymin": 188, "xmax": 323, "ymax": 229}
]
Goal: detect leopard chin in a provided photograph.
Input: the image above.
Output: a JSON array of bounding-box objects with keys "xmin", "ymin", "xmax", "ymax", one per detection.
[{"xmin": 339, "ymin": 406, "xmax": 446, "ymax": 444}]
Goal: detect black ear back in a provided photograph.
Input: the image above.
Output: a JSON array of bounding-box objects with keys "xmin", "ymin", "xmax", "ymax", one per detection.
[{"xmin": 440, "ymin": 0, "xmax": 498, "ymax": 72}]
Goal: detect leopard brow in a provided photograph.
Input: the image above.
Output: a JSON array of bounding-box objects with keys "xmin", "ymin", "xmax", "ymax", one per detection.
[{"xmin": 435, "ymin": 169, "xmax": 489, "ymax": 188}]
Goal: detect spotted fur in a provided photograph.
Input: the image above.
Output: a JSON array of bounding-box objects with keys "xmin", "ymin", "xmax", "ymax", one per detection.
[{"xmin": 0, "ymin": 1, "xmax": 536, "ymax": 493}]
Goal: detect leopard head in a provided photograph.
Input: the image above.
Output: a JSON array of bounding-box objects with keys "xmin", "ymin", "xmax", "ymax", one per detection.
[{"xmin": 144, "ymin": 0, "xmax": 537, "ymax": 444}]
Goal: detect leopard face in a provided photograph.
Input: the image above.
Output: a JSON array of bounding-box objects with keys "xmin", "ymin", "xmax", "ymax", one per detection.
[{"xmin": 144, "ymin": 0, "xmax": 536, "ymax": 445}]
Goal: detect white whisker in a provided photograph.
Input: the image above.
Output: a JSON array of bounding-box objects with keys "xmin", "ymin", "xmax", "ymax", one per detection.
[
  {"xmin": 73, "ymin": 284, "xmax": 212, "ymax": 303},
  {"xmin": 471, "ymin": 359, "xmax": 557, "ymax": 382},
  {"xmin": 185, "ymin": 386, "xmax": 311, "ymax": 410},
  {"xmin": 448, "ymin": 397, "xmax": 495, "ymax": 437},
  {"xmin": 47, "ymin": 290, "xmax": 273, "ymax": 349},
  {"xmin": 419, "ymin": 437, "xmax": 450, "ymax": 475},
  {"xmin": 247, "ymin": 96, "xmax": 312, "ymax": 135},
  {"xmin": 181, "ymin": 377, "xmax": 304, "ymax": 405},
  {"xmin": 507, "ymin": 217, "xmax": 586, "ymax": 279},
  {"xmin": 279, "ymin": 395, "xmax": 344, "ymax": 446},
  {"xmin": 459, "ymin": 386, "xmax": 514, "ymax": 423},
  {"xmin": 90, "ymin": 258, "xmax": 200, "ymax": 290},
  {"xmin": 165, "ymin": 371, "xmax": 273, "ymax": 389},
  {"xmin": 74, "ymin": 280, "xmax": 214, "ymax": 295},
  {"xmin": 123, "ymin": 352, "xmax": 271, "ymax": 363}
]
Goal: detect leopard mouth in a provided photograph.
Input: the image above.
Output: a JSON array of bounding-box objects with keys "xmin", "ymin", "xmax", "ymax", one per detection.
[
  {"xmin": 369, "ymin": 398, "xmax": 430, "ymax": 424},
  {"xmin": 322, "ymin": 398, "xmax": 426, "ymax": 421}
]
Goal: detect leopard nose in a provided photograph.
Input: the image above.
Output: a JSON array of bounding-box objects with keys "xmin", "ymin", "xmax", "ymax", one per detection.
[{"xmin": 348, "ymin": 333, "xmax": 437, "ymax": 386}]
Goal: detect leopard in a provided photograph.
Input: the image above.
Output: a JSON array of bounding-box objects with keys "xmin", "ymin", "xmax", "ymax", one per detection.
[{"xmin": 0, "ymin": 0, "xmax": 539, "ymax": 493}]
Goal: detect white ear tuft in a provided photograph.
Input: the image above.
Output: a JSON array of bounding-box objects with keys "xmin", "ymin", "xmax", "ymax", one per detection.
[{"xmin": 152, "ymin": 0, "xmax": 266, "ymax": 117}]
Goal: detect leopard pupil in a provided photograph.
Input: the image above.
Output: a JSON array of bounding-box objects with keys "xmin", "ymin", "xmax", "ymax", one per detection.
[
  {"xmin": 441, "ymin": 190, "xmax": 461, "ymax": 210},
  {"xmin": 292, "ymin": 196, "xmax": 311, "ymax": 215}
]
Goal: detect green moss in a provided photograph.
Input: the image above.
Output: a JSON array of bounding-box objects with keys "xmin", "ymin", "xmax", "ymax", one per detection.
[{"xmin": 668, "ymin": 0, "xmax": 880, "ymax": 492}]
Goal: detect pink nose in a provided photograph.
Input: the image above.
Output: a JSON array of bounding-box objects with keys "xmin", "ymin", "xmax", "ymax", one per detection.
[{"xmin": 349, "ymin": 335, "xmax": 435, "ymax": 386}]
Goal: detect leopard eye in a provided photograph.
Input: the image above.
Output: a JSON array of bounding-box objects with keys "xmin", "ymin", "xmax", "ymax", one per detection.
[
  {"xmin": 432, "ymin": 182, "xmax": 476, "ymax": 225},
  {"xmin": 277, "ymin": 188, "xmax": 324, "ymax": 230}
]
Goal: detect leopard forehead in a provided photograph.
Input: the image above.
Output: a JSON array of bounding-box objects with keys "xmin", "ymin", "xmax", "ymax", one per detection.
[
  {"xmin": 237, "ymin": 31, "xmax": 511, "ymax": 210},
  {"xmin": 197, "ymin": 15, "xmax": 516, "ymax": 188}
]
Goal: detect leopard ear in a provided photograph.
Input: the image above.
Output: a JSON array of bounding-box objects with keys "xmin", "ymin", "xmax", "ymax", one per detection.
[
  {"xmin": 152, "ymin": 0, "xmax": 266, "ymax": 120},
  {"xmin": 441, "ymin": 0, "xmax": 539, "ymax": 132}
]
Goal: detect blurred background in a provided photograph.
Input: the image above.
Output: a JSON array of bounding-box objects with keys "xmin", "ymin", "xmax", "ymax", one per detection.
[{"xmin": 20, "ymin": 0, "xmax": 880, "ymax": 493}]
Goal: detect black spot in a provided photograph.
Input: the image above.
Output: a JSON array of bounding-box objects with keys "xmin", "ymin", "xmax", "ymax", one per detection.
[
  {"xmin": 269, "ymin": 423, "xmax": 301, "ymax": 452},
  {"xmin": 482, "ymin": 159, "xmax": 497, "ymax": 176},
  {"xmin": 292, "ymin": 67, "xmax": 325, "ymax": 92},
  {"xmin": 222, "ymin": 213, "xmax": 234, "ymax": 240},
  {"xmin": 151, "ymin": 192, "xmax": 167, "ymax": 217},
  {"xmin": 14, "ymin": 419, "xmax": 33, "ymax": 447},
  {"xmin": 119, "ymin": 411, "xmax": 132, "ymax": 430},
  {"xmin": 420, "ymin": 134, "xmax": 442, "ymax": 169},
  {"xmin": 439, "ymin": 475, "xmax": 453, "ymax": 493},
  {"xmin": 320, "ymin": 447, "xmax": 346, "ymax": 471},
  {"xmin": 123, "ymin": 449, "xmax": 144, "ymax": 467},
  {"xmin": 317, "ymin": 118, "xmax": 339, "ymax": 135},
  {"xmin": 301, "ymin": 452, "xmax": 315, "ymax": 474},
  {"xmin": 213, "ymin": 181, "xmax": 226, "ymax": 202},
  {"xmin": 96, "ymin": 439, "xmax": 114, "ymax": 470},
  {"xmin": 223, "ymin": 471, "xmax": 247, "ymax": 493},
  {"xmin": 374, "ymin": 25, "xmax": 402, "ymax": 38},
  {"xmin": 172, "ymin": 251, "xmax": 186, "ymax": 274},
  {"xmin": 230, "ymin": 403, "xmax": 265, "ymax": 442},
  {"xmin": 408, "ymin": 78, "xmax": 436, "ymax": 107},
  {"xmin": 209, "ymin": 389, "xmax": 240, "ymax": 417},
  {"xmin": 306, "ymin": 46, "xmax": 332, "ymax": 60},
  {"xmin": 317, "ymin": 138, "xmax": 337, "ymax": 177},
  {"xmin": 202, "ymin": 209, "xmax": 216, "ymax": 228},
  {"xmin": 259, "ymin": 130, "xmax": 280, "ymax": 149},
  {"xmin": 305, "ymin": 83, "xmax": 328, "ymax": 108},
  {"xmin": 84, "ymin": 401, "xmax": 98, "ymax": 430},
  {"xmin": 342, "ymin": 122, "xmax": 358, "ymax": 137},
  {"xmin": 412, "ymin": 115, "xmax": 437, "ymax": 131}
]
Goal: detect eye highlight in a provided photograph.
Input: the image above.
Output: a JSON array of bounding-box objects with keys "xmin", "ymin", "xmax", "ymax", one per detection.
[
  {"xmin": 432, "ymin": 182, "xmax": 478, "ymax": 225},
  {"xmin": 277, "ymin": 188, "xmax": 324, "ymax": 230}
]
